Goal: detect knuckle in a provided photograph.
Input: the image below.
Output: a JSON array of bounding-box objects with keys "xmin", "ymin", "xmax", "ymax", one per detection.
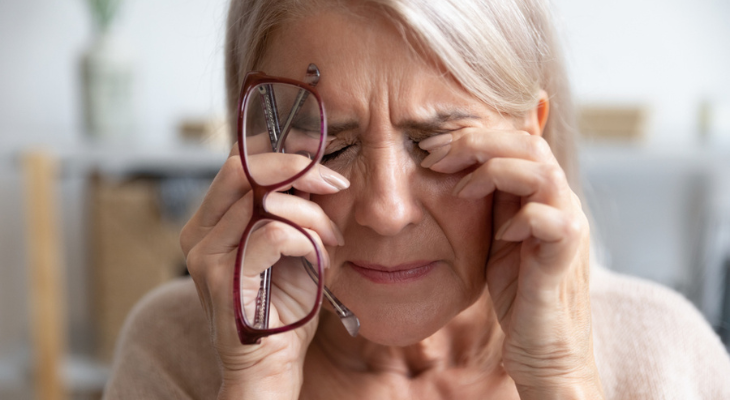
[
  {"xmin": 482, "ymin": 157, "xmax": 500, "ymax": 175},
  {"xmin": 179, "ymin": 223, "xmax": 194, "ymax": 256},
  {"xmin": 543, "ymin": 164, "xmax": 567, "ymax": 188},
  {"xmin": 222, "ymin": 155, "xmax": 244, "ymax": 178},
  {"xmin": 528, "ymin": 135, "xmax": 552, "ymax": 161},
  {"xmin": 261, "ymin": 222, "xmax": 289, "ymax": 247},
  {"xmin": 237, "ymin": 191, "xmax": 254, "ymax": 218},
  {"xmin": 562, "ymin": 214, "xmax": 583, "ymax": 238},
  {"xmin": 463, "ymin": 131, "xmax": 477, "ymax": 146},
  {"xmin": 216, "ymin": 155, "xmax": 248, "ymax": 188},
  {"xmin": 459, "ymin": 131, "xmax": 478, "ymax": 153},
  {"xmin": 185, "ymin": 246, "xmax": 205, "ymax": 280}
]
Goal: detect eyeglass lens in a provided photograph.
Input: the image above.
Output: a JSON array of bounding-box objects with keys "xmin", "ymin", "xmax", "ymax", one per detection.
[
  {"xmin": 243, "ymin": 83, "xmax": 323, "ymax": 186},
  {"xmin": 238, "ymin": 82, "xmax": 324, "ymax": 330}
]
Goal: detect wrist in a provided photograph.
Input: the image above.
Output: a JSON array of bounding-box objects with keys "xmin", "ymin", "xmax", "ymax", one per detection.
[
  {"xmin": 218, "ymin": 359, "xmax": 304, "ymax": 400},
  {"xmin": 218, "ymin": 371, "xmax": 303, "ymax": 400},
  {"xmin": 516, "ymin": 369, "xmax": 604, "ymax": 400},
  {"xmin": 517, "ymin": 384, "xmax": 603, "ymax": 400}
]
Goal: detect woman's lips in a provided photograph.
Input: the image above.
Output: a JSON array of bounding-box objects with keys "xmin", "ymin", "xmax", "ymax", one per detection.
[{"xmin": 348, "ymin": 261, "xmax": 437, "ymax": 284}]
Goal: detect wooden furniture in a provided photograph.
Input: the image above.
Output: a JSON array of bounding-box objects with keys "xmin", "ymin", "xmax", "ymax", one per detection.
[
  {"xmin": 17, "ymin": 144, "xmax": 226, "ymax": 398},
  {"xmin": 22, "ymin": 150, "xmax": 67, "ymax": 400}
]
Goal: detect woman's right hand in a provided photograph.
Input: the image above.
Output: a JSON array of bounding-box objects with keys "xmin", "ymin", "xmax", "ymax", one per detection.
[{"xmin": 180, "ymin": 144, "xmax": 349, "ymax": 400}]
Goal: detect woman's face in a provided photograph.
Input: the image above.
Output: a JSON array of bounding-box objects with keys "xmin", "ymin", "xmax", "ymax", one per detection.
[{"xmin": 259, "ymin": 9, "xmax": 520, "ymax": 345}]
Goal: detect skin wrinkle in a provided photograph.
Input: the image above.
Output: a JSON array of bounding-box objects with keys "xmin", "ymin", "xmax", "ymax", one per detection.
[
  {"xmin": 171, "ymin": 0, "xmax": 610, "ymax": 397},
  {"xmin": 237, "ymin": 7, "xmax": 575, "ymax": 397}
]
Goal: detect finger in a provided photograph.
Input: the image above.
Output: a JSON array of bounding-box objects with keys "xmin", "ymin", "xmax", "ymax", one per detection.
[
  {"xmin": 199, "ymin": 248, "xmax": 241, "ymax": 347},
  {"xmin": 246, "ymin": 152, "xmax": 350, "ymax": 191},
  {"xmin": 186, "ymin": 247, "xmax": 214, "ymax": 320},
  {"xmin": 244, "ymin": 224, "xmax": 326, "ymax": 325},
  {"xmin": 452, "ymin": 158, "xmax": 571, "ymax": 208},
  {"xmin": 242, "ymin": 222, "xmax": 328, "ymax": 278},
  {"xmin": 181, "ymin": 154, "xmax": 249, "ymax": 256},
  {"xmin": 419, "ymin": 129, "xmax": 558, "ymax": 174},
  {"xmin": 189, "ymin": 223, "xmax": 326, "ymax": 347},
  {"xmin": 491, "ymin": 189, "xmax": 521, "ymax": 237},
  {"xmin": 266, "ymin": 193, "xmax": 345, "ymax": 247},
  {"xmin": 181, "ymin": 152, "xmax": 348, "ymax": 256},
  {"xmin": 495, "ymin": 202, "xmax": 584, "ymax": 276},
  {"xmin": 201, "ymin": 153, "xmax": 346, "ymax": 228},
  {"xmin": 200, "ymin": 191, "xmax": 343, "ymax": 258},
  {"xmin": 243, "ymin": 130, "xmax": 274, "ymax": 155}
]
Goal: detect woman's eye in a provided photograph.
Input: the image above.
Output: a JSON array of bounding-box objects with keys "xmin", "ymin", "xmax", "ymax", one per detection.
[
  {"xmin": 411, "ymin": 130, "xmax": 455, "ymax": 142},
  {"xmin": 321, "ymin": 145, "xmax": 352, "ymax": 164}
]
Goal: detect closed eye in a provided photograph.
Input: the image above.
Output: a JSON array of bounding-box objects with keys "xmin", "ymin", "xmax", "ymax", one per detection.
[
  {"xmin": 321, "ymin": 145, "xmax": 351, "ymax": 163},
  {"xmin": 408, "ymin": 129, "xmax": 458, "ymax": 144}
]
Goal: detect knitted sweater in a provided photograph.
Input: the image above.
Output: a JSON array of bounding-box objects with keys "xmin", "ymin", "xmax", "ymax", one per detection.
[{"xmin": 103, "ymin": 267, "xmax": 730, "ymax": 399}]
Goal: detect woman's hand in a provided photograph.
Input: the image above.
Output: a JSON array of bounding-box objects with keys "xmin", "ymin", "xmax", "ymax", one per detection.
[
  {"xmin": 419, "ymin": 129, "xmax": 604, "ymax": 399},
  {"xmin": 180, "ymin": 145, "xmax": 349, "ymax": 400}
]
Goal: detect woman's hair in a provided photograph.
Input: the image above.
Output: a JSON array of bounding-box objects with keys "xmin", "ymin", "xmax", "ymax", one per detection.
[{"xmin": 225, "ymin": 0, "xmax": 580, "ymax": 188}]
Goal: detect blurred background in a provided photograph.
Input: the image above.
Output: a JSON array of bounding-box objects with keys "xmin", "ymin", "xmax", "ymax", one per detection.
[{"xmin": 1, "ymin": 0, "xmax": 729, "ymax": 399}]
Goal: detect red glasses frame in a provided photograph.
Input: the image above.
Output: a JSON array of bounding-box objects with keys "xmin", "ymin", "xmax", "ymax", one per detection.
[{"xmin": 233, "ymin": 71, "xmax": 328, "ymax": 345}]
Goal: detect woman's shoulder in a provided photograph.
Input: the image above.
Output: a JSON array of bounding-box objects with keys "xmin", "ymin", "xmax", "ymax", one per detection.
[
  {"xmin": 104, "ymin": 278, "xmax": 220, "ymax": 400},
  {"xmin": 590, "ymin": 266, "xmax": 730, "ymax": 399}
]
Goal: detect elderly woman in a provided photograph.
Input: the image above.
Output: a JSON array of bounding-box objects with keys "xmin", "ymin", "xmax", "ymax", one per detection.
[{"xmin": 104, "ymin": 0, "xmax": 730, "ymax": 398}]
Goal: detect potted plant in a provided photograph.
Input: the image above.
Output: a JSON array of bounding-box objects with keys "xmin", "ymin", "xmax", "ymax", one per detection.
[{"xmin": 82, "ymin": 0, "xmax": 135, "ymax": 141}]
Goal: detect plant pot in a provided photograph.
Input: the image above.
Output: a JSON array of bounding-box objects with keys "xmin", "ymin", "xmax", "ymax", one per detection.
[{"xmin": 82, "ymin": 31, "xmax": 135, "ymax": 141}]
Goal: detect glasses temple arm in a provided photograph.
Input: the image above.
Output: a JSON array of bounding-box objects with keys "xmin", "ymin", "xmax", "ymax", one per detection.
[
  {"xmin": 275, "ymin": 64, "xmax": 322, "ymax": 153},
  {"xmin": 258, "ymin": 85, "xmax": 281, "ymax": 152},
  {"xmin": 301, "ymin": 258, "xmax": 360, "ymax": 337},
  {"xmin": 253, "ymin": 268, "xmax": 273, "ymax": 329}
]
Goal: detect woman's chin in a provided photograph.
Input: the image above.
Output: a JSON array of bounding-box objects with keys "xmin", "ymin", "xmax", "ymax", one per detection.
[{"xmin": 352, "ymin": 304, "xmax": 457, "ymax": 347}]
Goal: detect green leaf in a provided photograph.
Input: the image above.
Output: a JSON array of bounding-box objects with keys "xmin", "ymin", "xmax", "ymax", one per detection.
[{"xmin": 86, "ymin": 0, "xmax": 123, "ymax": 31}]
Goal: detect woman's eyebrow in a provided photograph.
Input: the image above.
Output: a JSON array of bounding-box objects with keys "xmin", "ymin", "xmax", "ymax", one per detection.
[
  {"xmin": 327, "ymin": 120, "xmax": 360, "ymax": 136},
  {"xmin": 397, "ymin": 110, "xmax": 481, "ymax": 131},
  {"xmin": 326, "ymin": 111, "xmax": 480, "ymax": 136}
]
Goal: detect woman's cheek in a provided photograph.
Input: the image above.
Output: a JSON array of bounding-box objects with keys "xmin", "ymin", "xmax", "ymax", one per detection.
[{"xmin": 438, "ymin": 190, "xmax": 493, "ymax": 293}]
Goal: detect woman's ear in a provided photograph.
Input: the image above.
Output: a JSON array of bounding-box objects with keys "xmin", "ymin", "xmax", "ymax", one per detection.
[{"xmin": 521, "ymin": 90, "xmax": 550, "ymax": 137}]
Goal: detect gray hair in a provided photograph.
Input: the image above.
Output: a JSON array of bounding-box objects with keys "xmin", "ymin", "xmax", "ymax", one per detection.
[{"xmin": 225, "ymin": 0, "xmax": 580, "ymax": 188}]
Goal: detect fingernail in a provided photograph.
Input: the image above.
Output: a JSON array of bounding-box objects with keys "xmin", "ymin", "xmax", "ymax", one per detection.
[
  {"xmin": 419, "ymin": 133, "xmax": 453, "ymax": 151},
  {"xmin": 320, "ymin": 167, "xmax": 350, "ymax": 190},
  {"xmin": 452, "ymin": 172, "xmax": 473, "ymax": 196},
  {"xmin": 421, "ymin": 144, "xmax": 451, "ymax": 168},
  {"xmin": 495, "ymin": 218, "xmax": 513, "ymax": 241},
  {"xmin": 331, "ymin": 220, "xmax": 345, "ymax": 246}
]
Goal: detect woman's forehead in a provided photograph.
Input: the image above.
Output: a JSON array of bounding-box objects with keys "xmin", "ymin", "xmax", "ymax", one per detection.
[
  {"xmin": 258, "ymin": 9, "xmax": 419, "ymax": 81},
  {"xmin": 257, "ymin": 10, "xmax": 493, "ymax": 127}
]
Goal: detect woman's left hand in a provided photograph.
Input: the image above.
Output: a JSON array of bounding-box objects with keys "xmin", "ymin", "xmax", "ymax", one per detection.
[{"xmin": 419, "ymin": 128, "xmax": 604, "ymax": 399}]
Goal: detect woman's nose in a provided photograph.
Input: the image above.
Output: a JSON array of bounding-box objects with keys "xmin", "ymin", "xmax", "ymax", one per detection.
[{"xmin": 353, "ymin": 143, "xmax": 424, "ymax": 236}]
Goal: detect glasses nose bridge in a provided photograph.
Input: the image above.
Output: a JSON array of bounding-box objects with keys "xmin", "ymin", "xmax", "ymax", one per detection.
[{"xmin": 251, "ymin": 185, "xmax": 272, "ymax": 217}]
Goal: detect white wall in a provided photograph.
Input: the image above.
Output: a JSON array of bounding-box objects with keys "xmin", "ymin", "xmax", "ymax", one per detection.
[
  {"xmin": 553, "ymin": 0, "xmax": 730, "ymax": 145},
  {"xmin": 0, "ymin": 0, "xmax": 230, "ymax": 367},
  {"xmin": 0, "ymin": 0, "xmax": 229, "ymax": 147},
  {"xmin": 2, "ymin": 0, "xmax": 729, "ymax": 147}
]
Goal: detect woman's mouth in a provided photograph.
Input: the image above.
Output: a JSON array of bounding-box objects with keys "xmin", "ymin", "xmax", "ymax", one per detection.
[{"xmin": 347, "ymin": 261, "xmax": 437, "ymax": 284}]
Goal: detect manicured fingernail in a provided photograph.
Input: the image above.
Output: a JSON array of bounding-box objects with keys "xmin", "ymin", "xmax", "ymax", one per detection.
[
  {"xmin": 452, "ymin": 172, "xmax": 473, "ymax": 196},
  {"xmin": 331, "ymin": 220, "xmax": 345, "ymax": 246},
  {"xmin": 421, "ymin": 144, "xmax": 451, "ymax": 168},
  {"xmin": 419, "ymin": 133, "xmax": 453, "ymax": 151},
  {"xmin": 495, "ymin": 218, "xmax": 513, "ymax": 241},
  {"xmin": 320, "ymin": 167, "xmax": 350, "ymax": 190}
]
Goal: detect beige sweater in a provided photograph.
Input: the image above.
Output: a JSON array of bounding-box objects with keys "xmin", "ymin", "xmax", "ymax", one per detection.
[{"xmin": 103, "ymin": 267, "xmax": 730, "ymax": 399}]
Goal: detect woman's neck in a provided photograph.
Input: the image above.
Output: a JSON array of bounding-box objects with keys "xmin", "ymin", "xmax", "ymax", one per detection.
[{"xmin": 312, "ymin": 289, "xmax": 505, "ymax": 377}]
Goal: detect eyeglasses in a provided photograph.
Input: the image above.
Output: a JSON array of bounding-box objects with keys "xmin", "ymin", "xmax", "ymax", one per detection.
[{"xmin": 234, "ymin": 64, "xmax": 360, "ymax": 345}]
